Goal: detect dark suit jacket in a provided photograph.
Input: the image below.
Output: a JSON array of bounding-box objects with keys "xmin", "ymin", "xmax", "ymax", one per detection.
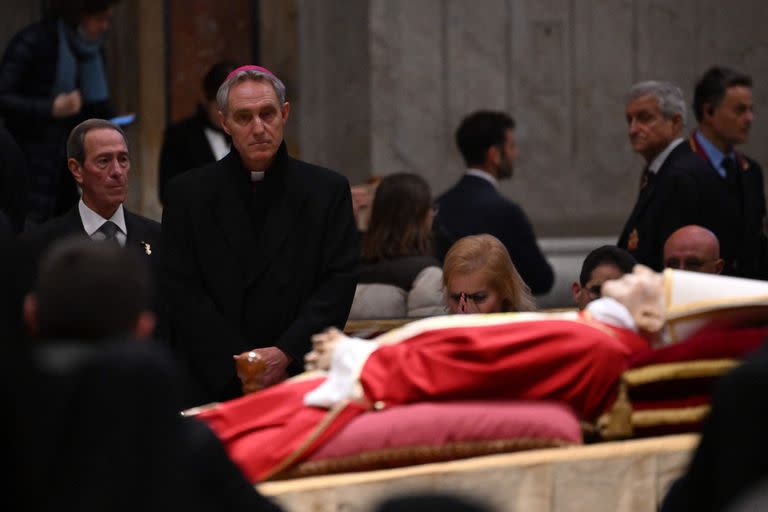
[
  {"xmin": 688, "ymin": 134, "xmax": 768, "ymax": 279},
  {"xmin": 618, "ymin": 139, "xmax": 768, "ymax": 278},
  {"xmin": 22, "ymin": 341, "xmax": 281, "ymax": 512},
  {"xmin": 158, "ymin": 106, "xmax": 225, "ymax": 205},
  {"xmin": 434, "ymin": 174, "xmax": 554, "ymax": 295},
  {"xmin": 618, "ymin": 141, "xmax": 719, "ymax": 271},
  {"xmin": 10, "ymin": 206, "xmax": 162, "ymax": 342},
  {"xmin": 161, "ymin": 144, "xmax": 359, "ymax": 405}
]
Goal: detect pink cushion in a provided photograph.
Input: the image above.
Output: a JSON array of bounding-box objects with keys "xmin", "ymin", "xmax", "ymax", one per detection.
[{"xmin": 306, "ymin": 400, "xmax": 581, "ymax": 462}]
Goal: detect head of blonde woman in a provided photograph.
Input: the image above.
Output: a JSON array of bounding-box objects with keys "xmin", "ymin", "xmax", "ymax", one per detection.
[{"xmin": 443, "ymin": 234, "xmax": 535, "ymax": 314}]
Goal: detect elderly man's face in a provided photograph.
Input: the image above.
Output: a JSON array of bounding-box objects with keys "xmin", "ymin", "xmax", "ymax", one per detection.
[
  {"xmin": 68, "ymin": 128, "xmax": 129, "ymax": 218},
  {"xmin": 601, "ymin": 265, "xmax": 665, "ymax": 334},
  {"xmin": 626, "ymin": 94, "xmax": 681, "ymax": 162},
  {"xmin": 221, "ymin": 79, "xmax": 289, "ymax": 172}
]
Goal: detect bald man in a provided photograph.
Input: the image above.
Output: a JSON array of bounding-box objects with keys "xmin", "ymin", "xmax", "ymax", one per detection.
[{"xmin": 663, "ymin": 225, "xmax": 724, "ymax": 274}]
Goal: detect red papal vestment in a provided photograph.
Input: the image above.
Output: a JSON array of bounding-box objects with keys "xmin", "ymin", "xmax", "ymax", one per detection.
[{"xmin": 197, "ymin": 312, "xmax": 650, "ymax": 482}]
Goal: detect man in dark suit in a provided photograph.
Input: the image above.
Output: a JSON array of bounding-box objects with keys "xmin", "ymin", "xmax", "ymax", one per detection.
[
  {"xmin": 688, "ymin": 66, "xmax": 767, "ymax": 279},
  {"xmin": 161, "ymin": 65, "xmax": 359, "ymax": 406},
  {"xmin": 13, "ymin": 119, "xmax": 161, "ymax": 341},
  {"xmin": 617, "ymin": 81, "xmax": 714, "ymax": 271},
  {"xmin": 157, "ymin": 60, "xmax": 236, "ymax": 205},
  {"xmin": 434, "ymin": 110, "xmax": 554, "ymax": 295}
]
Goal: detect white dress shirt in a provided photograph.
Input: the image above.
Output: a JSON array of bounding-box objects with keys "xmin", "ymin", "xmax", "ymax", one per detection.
[
  {"xmin": 465, "ymin": 168, "xmax": 499, "ymax": 189},
  {"xmin": 78, "ymin": 199, "xmax": 127, "ymax": 247},
  {"xmin": 648, "ymin": 137, "xmax": 685, "ymax": 174}
]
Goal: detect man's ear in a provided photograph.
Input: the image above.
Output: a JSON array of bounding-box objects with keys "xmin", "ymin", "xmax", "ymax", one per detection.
[
  {"xmin": 67, "ymin": 158, "xmax": 83, "ymax": 185},
  {"xmin": 671, "ymin": 112, "xmax": 683, "ymax": 133},
  {"xmin": 571, "ymin": 282, "xmax": 582, "ymax": 304},
  {"xmin": 281, "ymin": 101, "xmax": 291, "ymax": 123},
  {"xmin": 714, "ymin": 258, "xmax": 725, "ymax": 274},
  {"xmin": 23, "ymin": 293, "xmax": 38, "ymax": 339},
  {"xmin": 134, "ymin": 311, "xmax": 156, "ymax": 340},
  {"xmin": 703, "ymin": 102, "xmax": 715, "ymax": 120},
  {"xmin": 218, "ymin": 110, "xmax": 231, "ymax": 136},
  {"xmin": 486, "ymin": 145, "xmax": 500, "ymax": 167}
]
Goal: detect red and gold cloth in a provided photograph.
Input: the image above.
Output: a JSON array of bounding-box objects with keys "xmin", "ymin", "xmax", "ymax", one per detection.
[{"xmin": 197, "ymin": 313, "xmax": 649, "ymax": 482}]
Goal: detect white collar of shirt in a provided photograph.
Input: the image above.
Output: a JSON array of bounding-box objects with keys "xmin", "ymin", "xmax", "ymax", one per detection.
[
  {"xmin": 78, "ymin": 200, "xmax": 127, "ymax": 246},
  {"xmin": 648, "ymin": 137, "xmax": 684, "ymax": 174},
  {"xmin": 465, "ymin": 168, "xmax": 499, "ymax": 189},
  {"xmin": 203, "ymin": 127, "xmax": 230, "ymax": 161},
  {"xmin": 250, "ymin": 171, "xmax": 265, "ymax": 182}
]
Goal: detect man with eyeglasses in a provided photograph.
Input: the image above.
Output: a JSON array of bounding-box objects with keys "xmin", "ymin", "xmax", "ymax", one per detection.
[{"xmin": 663, "ymin": 225, "xmax": 724, "ymax": 274}]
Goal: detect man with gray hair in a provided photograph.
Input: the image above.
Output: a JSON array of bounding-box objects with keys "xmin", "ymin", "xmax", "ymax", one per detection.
[
  {"xmin": 12, "ymin": 118, "xmax": 161, "ymax": 341},
  {"xmin": 618, "ymin": 81, "xmax": 712, "ymax": 271},
  {"xmin": 161, "ymin": 65, "xmax": 359, "ymax": 406}
]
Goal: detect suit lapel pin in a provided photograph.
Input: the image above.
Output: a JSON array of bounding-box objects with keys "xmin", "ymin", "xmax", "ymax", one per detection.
[
  {"xmin": 141, "ymin": 241, "xmax": 152, "ymax": 255},
  {"xmin": 628, "ymin": 229, "xmax": 639, "ymax": 251}
]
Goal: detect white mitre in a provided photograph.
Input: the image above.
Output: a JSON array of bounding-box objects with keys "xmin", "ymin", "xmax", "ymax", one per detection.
[{"xmin": 661, "ymin": 268, "xmax": 768, "ymax": 345}]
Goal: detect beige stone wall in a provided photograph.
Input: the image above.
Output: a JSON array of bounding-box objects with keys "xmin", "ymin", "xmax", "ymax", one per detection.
[{"xmin": 293, "ymin": 0, "xmax": 768, "ymax": 237}]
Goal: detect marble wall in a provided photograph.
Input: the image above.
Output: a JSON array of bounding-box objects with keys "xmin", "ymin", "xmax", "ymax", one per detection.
[{"xmin": 295, "ymin": 0, "xmax": 768, "ymax": 237}]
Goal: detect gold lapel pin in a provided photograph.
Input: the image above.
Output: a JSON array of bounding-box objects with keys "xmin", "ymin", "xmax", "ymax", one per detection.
[{"xmin": 141, "ymin": 241, "xmax": 152, "ymax": 255}]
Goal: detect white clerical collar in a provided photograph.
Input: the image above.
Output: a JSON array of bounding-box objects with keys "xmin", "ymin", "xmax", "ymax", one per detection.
[
  {"xmin": 465, "ymin": 168, "xmax": 499, "ymax": 189},
  {"xmin": 250, "ymin": 171, "xmax": 265, "ymax": 182},
  {"xmin": 648, "ymin": 137, "xmax": 685, "ymax": 174},
  {"xmin": 78, "ymin": 199, "xmax": 127, "ymax": 237}
]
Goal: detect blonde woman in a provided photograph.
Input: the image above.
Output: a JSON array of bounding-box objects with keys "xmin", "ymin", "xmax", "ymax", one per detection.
[{"xmin": 443, "ymin": 234, "xmax": 536, "ymax": 313}]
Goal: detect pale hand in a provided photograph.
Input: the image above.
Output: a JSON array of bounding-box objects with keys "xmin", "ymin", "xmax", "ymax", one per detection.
[
  {"xmin": 456, "ymin": 293, "xmax": 481, "ymax": 314},
  {"xmin": 51, "ymin": 90, "xmax": 83, "ymax": 118}
]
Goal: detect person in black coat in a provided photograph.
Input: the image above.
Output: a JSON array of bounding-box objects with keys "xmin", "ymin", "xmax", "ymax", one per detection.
[
  {"xmin": 0, "ymin": 1, "xmax": 119, "ymax": 224},
  {"xmin": 434, "ymin": 110, "xmax": 554, "ymax": 296},
  {"xmin": 12, "ymin": 237, "xmax": 280, "ymax": 512},
  {"xmin": 157, "ymin": 60, "xmax": 236, "ymax": 205},
  {"xmin": 161, "ymin": 65, "xmax": 359, "ymax": 406},
  {"xmin": 618, "ymin": 81, "xmax": 716, "ymax": 271},
  {"xmin": 660, "ymin": 340, "xmax": 768, "ymax": 512}
]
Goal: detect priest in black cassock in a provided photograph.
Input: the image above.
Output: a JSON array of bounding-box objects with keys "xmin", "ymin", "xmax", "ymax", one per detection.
[{"xmin": 161, "ymin": 65, "xmax": 359, "ymax": 407}]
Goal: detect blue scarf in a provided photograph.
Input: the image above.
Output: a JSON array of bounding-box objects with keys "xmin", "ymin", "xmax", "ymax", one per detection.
[{"xmin": 52, "ymin": 20, "xmax": 109, "ymax": 103}]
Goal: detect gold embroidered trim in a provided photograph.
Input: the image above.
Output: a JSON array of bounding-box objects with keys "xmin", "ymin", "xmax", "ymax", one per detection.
[
  {"xmin": 271, "ymin": 437, "xmax": 576, "ymax": 480},
  {"xmin": 621, "ymin": 359, "xmax": 739, "ymax": 387}
]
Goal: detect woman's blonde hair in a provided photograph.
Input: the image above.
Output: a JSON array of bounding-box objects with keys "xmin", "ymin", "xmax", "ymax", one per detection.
[{"xmin": 442, "ymin": 234, "xmax": 536, "ymax": 312}]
